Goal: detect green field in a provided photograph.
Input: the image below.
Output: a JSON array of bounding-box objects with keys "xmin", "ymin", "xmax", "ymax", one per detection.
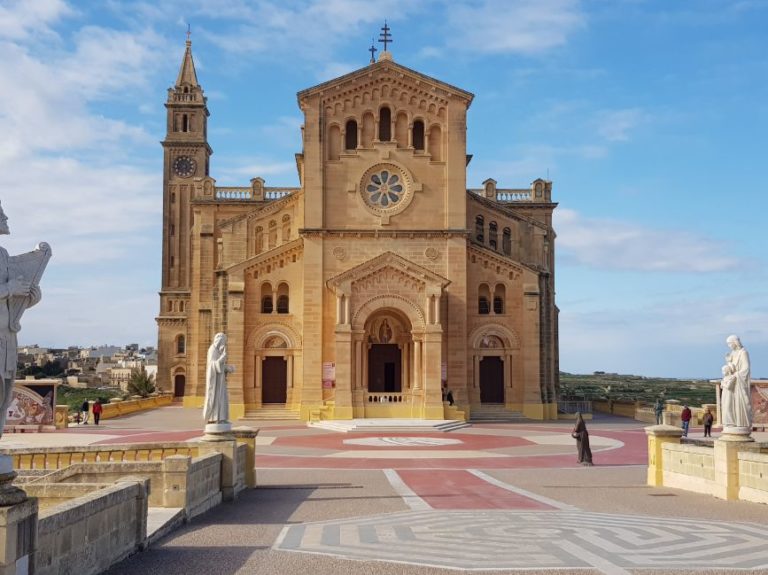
[
  {"xmin": 56, "ymin": 385, "xmax": 124, "ymax": 413},
  {"xmin": 559, "ymin": 372, "xmax": 717, "ymax": 407}
]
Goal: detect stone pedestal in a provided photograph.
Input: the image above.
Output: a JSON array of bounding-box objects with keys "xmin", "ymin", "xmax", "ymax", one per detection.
[
  {"xmin": 645, "ymin": 425, "xmax": 683, "ymax": 486},
  {"xmin": 203, "ymin": 422, "xmax": 233, "ymax": 441},
  {"xmin": 232, "ymin": 427, "xmax": 259, "ymax": 488},
  {"xmin": 714, "ymin": 433, "xmax": 754, "ymax": 500},
  {"xmin": 0, "ymin": 457, "xmax": 26, "ymax": 508},
  {"xmin": 198, "ymin": 437, "xmax": 238, "ymax": 502},
  {"xmin": 0, "ymin": 498, "xmax": 37, "ymax": 575}
]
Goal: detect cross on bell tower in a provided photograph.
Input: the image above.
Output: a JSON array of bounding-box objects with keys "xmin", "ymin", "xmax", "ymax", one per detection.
[{"xmin": 368, "ymin": 38, "xmax": 378, "ymax": 64}]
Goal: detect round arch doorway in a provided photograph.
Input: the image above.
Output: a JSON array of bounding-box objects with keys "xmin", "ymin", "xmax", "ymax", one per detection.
[{"xmin": 364, "ymin": 311, "xmax": 411, "ymax": 393}]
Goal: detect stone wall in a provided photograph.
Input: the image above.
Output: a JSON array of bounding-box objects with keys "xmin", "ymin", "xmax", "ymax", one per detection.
[
  {"xmin": 186, "ymin": 453, "xmax": 223, "ymax": 518},
  {"xmin": 661, "ymin": 442, "xmax": 717, "ymax": 496},
  {"xmin": 646, "ymin": 425, "xmax": 768, "ymax": 504},
  {"xmin": 35, "ymin": 479, "xmax": 148, "ymax": 575},
  {"xmin": 738, "ymin": 451, "xmax": 768, "ymax": 505}
]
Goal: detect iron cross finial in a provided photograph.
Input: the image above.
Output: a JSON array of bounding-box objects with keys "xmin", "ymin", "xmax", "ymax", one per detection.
[
  {"xmin": 368, "ymin": 38, "xmax": 378, "ymax": 63},
  {"xmin": 378, "ymin": 20, "xmax": 392, "ymax": 52},
  {"xmin": 186, "ymin": 23, "xmax": 191, "ymax": 44}
]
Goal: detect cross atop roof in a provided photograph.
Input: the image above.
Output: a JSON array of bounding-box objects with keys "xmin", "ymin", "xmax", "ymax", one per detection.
[
  {"xmin": 368, "ymin": 38, "xmax": 378, "ymax": 64},
  {"xmin": 378, "ymin": 21, "xmax": 392, "ymax": 52}
]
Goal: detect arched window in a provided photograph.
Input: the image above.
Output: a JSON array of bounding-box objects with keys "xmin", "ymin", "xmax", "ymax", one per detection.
[
  {"xmin": 345, "ymin": 119, "xmax": 358, "ymax": 150},
  {"xmin": 282, "ymin": 214, "xmax": 291, "ymax": 242},
  {"xmin": 327, "ymin": 124, "xmax": 340, "ymax": 160},
  {"xmin": 395, "ymin": 112, "xmax": 408, "ymax": 148},
  {"xmin": 268, "ymin": 220, "xmax": 277, "ymax": 249},
  {"xmin": 478, "ymin": 284, "xmax": 491, "ymax": 315},
  {"xmin": 176, "ymin": 335, "xmax": 186, "ymax": 355},
  {"xmin": 475, "ymin": 215, "xmax": 484, "ymax": 243},
  {"xmin": 255, "ymin": 226, "xmax": 263, "ymax": 254},
  {"xmin": 412, "ymin": 120, "xmax": 425, "ymax": 151},
  {"xmin": 277, "ymin": 282, "xmax": 289, "ymax": 314},
  {"xmin": 261, "ymin": 282, "xmax": 273, "ymax": 313},
  {"xmin": 362, "ymin": 112, "xmax": 374, "ymax": 148},
  {"xmin": 502, "ymin": 228, "xmax": 512, "ymax": 256},
  {"xmin": 493, "ymin": 284, "xmax": 506, "ymax": 314},
  {"xmin": 379, "ymin": 107, "xmax": 391, "ymax": 141},
  {"xmin": 428, "ymin": 124, "xmax": 442, "ymax": 161},
  {"xmin": 489, "ymin": 222, "xmax": 498, "ymax": 251}
]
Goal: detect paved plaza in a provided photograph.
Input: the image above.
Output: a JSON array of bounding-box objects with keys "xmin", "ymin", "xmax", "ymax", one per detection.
[{"xmin": 3, "ymin": 406, "xmax": 768, "ymax": 574}]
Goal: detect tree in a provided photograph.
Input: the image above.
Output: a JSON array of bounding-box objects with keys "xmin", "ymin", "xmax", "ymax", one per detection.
[{"xmin": 127, "ymin": 368, "xmax": 156, "ymax": 398}]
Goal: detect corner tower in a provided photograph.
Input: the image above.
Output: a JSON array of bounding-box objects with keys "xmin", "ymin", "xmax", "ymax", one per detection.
[{"xmin": 157, "ymin": 38, "xmax": 212, "ymax": 394}]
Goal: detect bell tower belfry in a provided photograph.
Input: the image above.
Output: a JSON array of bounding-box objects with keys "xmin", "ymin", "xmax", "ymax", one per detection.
[{"xmin": 157, "ymin": 36, "xmax": 212, "ymax": 394}]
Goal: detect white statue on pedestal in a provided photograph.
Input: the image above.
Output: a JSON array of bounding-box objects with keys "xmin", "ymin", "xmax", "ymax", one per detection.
[
  {"xmin": 203, "ymin": 332, "xmax": 235, "ymax": 430},
  {"xmin": 720, "ymin": 335, "xmax": 752, "ymax": 434},
  {"xmin": 0, "ymin": 202, "xmax": 50, "ymax": 504}
]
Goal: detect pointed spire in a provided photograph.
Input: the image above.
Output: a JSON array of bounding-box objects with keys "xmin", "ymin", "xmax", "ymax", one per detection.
[{"xmin": 175, "ymin": 29, "xmax": 199, "ymax": 87}]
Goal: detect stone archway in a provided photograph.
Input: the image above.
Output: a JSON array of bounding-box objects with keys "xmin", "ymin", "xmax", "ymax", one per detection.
[
  {"xmin": 245, "ymin": 324, "xmax": 302, "ymax": 408},
  {"xmin": 468, "ymin": 325, "xmax": 521, "ymax": 406},
  {"xmin": 363, "ymin": 310, "xmax": 411, "ymax": 394}
]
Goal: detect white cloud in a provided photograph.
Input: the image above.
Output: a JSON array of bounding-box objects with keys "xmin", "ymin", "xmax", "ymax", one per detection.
[
  {"xmin": 447, "ymin": 0, "xmax": 585, "ymax": 55},
  {"xmin": 595, "ymin": 108, "xmax": 647, "ymax": 142},
  {"xmin": 0, "ymin": 0, "xmax": 72, "ymax": 40},
  {"xmin": 555, "ymin": 208, "xmax": 741, "ymax": 272}
]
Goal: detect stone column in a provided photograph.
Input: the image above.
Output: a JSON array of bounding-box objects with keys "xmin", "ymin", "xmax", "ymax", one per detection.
[
  {"xmin": 254, "ymin": 354, "xmax": 261, "ymax": 389},
  {"xmin": 473, "ymin": 355, "xmax": 480, "ymax": 388},
  {"xmin": 354, "ymin": 340, "xmax": 362, "ymax": 389},
  {"xmin": 714, "ymin": 434, "xmax": 755, "ymax": 500},
  {"xmin": 423, "ymin": 330, "xmax": 443, "ymax": 419},
  {"xmin": 233, "ymin": 427, "xmax": 259, "ymax": 488},
  {"xmin": 644, "ymin": 425, "xmax": 683, "ymax": 487},
  {"xmin": 504, "ymin": 353, "xmax": 512, "ymax": 389},
  {"xmin": 413, "ymin": 340, "xmax": 422, "ymax": 390},
  {"xmin": 0, "ymin": 498, "xmax": 37, "ymax": 574},
  {"xmin": 286, "ymin": 355, "xmax": 293, "ymax": 389}
]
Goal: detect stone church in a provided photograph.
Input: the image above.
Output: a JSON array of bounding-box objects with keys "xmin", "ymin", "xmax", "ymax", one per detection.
[{"xmin": 157, "ymin": 38, "xmax": 559, "ymax": 421}]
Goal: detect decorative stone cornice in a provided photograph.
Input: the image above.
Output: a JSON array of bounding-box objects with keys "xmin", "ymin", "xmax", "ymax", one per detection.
[
  {"xmin": 300, "ymin": 228, "xmax": 469, "ymax": 239},
  {"xmin": 467, "ymin": 244, "xmax": 528, "ymax": 280},
  {"xmin": 327, "ymin": 251, "xmax": 450, "ymax": 295},
  {"xmin": 224, "ymin": 238, "xmax": 304, "ymax": 277}
]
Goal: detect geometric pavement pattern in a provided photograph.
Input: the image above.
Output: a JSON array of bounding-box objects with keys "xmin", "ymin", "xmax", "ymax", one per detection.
[{"xmin": 275, "ymin": 510, "xmax": 768, "ymax": 574}]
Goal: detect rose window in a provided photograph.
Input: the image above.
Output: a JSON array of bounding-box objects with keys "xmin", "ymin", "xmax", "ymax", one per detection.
[{"xmin": 366, "ymin": 170, "xmax": 404, "ymax": 208}]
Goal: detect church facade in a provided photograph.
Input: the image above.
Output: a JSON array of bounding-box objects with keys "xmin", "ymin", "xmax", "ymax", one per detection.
[{"xmin": 156, "ymin": 40, "xmax": 560, "ymax": 421}]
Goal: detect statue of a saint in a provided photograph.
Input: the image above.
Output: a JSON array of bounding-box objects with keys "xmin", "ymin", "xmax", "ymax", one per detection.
[
  {"xmin": 720, "ymin": 335, "xmax": 752, "ymax": 433},
  {"xmin": 203, "ymin": 332, "xmax": 235, "ymax": 425},
  {"xmin": 0, "ymin": 203, "xmax": 48, "ymax": 439}
]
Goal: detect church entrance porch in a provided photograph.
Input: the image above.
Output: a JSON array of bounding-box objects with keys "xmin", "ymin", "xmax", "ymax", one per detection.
[
  {"xmin": 262, "ymin": 357, "xmax": 287, "ymax": 404},
  {"xmin": 480, "ymin": 356, "xmax": 504, "ymax": 403},
  {"xmin": 368, "ymin": 344, "xmax": 402, "ymax": 392}
]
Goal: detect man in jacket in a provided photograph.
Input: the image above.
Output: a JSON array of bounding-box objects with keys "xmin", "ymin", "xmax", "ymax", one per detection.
[{"xmin": 680, "ymin": 404, "xmax": 692, "ymax": 437}]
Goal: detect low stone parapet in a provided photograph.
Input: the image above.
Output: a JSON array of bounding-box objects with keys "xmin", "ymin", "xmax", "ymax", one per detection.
[
  {"xmin": 35, "ymin": 478, "xmax": 149, "ymax": 575},
  {"xmin": 739, "ymin": 451, "xmax": 768, "ymax": 504}
]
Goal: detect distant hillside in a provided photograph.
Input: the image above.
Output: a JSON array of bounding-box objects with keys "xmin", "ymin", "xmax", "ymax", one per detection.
[{"xmin": 559, "ymin": 372, "xmax": 717, "ymax": 407}]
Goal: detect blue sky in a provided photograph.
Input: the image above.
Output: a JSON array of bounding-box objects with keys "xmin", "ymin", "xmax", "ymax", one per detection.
[{"xmin": 1, "ymin": 0, "xmax": 766, "ymax": 378}]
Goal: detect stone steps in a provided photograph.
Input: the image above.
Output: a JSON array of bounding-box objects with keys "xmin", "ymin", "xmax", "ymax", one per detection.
[
  {"xmin": 470, "ymin": 404, "xmax": 527, "ymax": 422},
  {"xmin": 309, "ymin": 419, "xmax": 471, "ymax": 433},
  {"xmin": 239, "ymin": 405, "xmax": 302, "ymax": 421}
]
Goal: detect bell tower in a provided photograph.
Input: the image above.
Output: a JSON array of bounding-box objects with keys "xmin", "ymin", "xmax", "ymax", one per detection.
[{"xmin": 157, "ymin": 36, "xmax": 212, "ymax": 393}]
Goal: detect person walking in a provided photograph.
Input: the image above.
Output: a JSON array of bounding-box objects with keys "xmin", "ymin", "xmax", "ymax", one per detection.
[
  {"xmin": 680, "ymin": 404, "xmax": 692, "ymax": 437},
  {"xmin": 571, "ymin": 412, "xmax": 593, "ymax": 466},
  {"xmin": 92, "ymin": 399, "xmax": 103, "ymax": 426},
  {"xmin": 703, "ymin": 407, "xmax": 714, "ymax": 438},
  {"xmin": 80, "ymin": 399, "xmax": 90, "ymax": 425},
  {"xmin": 654, "ymin": 399, "xmax": 664, "ymax": 425}
]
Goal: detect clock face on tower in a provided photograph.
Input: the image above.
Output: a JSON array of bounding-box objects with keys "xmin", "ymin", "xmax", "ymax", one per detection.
[{"xmin": 173, "ymin": 155, "xmax": 197, "ymax": 178}]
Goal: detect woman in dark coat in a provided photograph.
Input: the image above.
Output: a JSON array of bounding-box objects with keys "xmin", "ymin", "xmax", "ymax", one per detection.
[{"xmin": 572, "ymin": 412, "xmax": 593, "ymax": 466}]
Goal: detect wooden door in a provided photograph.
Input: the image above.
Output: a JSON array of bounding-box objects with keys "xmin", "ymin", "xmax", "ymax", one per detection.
[
  {"xmin": 262, "ymin": 357, "xmax": 287, "ymax": 403},
  {"xmin": 480, "ymin": 356, "xmax": 504, "ymax": 403}
]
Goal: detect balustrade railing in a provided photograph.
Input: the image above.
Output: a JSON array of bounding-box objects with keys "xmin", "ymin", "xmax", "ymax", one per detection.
[
  {"xmin": 214, "ymin": 188, "xmax": 293, "ymax": 201},
  {"xmin": 557, "ymin": 400, "xmax": 592, "ymax": 414},
  {"xmin": 367, "ymin": 392, "xmax": 406, "ymax": 404}
]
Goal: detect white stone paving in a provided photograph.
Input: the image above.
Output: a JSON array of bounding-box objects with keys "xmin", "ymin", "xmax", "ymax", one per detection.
[{"xmin": 274, "ymin": 510, "xmax": 768, "ymax": 573}]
